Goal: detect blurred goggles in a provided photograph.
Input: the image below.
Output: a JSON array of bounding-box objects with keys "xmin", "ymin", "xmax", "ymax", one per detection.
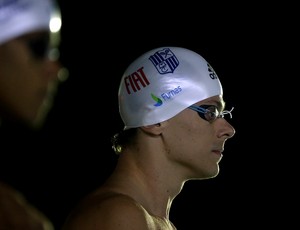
[
  {"xmin": 189, "ymin": 104, "xmax": 234, "ymax": 123},
  {"xmin": 22, "ymin": 34, "xmax": 60, "ymax": 61}
]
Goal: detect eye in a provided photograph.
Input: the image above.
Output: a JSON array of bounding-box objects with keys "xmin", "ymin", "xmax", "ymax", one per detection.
[
  {"xmin": 204, "ymin": 105, "xmax": 219, "ymax": 121},
  {"xmin": 26, "ymin": 37, "xmax": 49, "ymax": 59},
  {"xmin": 188, "ymin": 104, "xmax": 233, "ymax": 123}
]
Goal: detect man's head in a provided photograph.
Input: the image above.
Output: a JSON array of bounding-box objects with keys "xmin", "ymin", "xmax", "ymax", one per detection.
[
  {"xmin": 0, "ymin": 0, "xmax": 65, "ymax": 128},
  {"xmin": 0, "ymin": 0, "xmax": 61, "ymax": 46},
  {"xmin": 118, "ymin": 47, "xmax": 223, "ymax": 130}
]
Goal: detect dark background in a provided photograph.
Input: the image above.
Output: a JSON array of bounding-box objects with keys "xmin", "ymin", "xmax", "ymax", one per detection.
[{"xmin": 1, "ymin": 1, "xmax": 297, "ymax": 229}]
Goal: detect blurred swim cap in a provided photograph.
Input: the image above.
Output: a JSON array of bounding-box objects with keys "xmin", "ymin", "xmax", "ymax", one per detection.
[
  {"xmin": 119, "ymin": 47, "xmax": 223, "ymax": 130},
  {"xmin": 0, "ymin": 0, "xmax": 61, "ymax": 45}
]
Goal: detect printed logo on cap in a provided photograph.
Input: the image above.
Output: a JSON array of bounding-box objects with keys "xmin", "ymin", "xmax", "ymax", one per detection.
[{"xmin": 149, "ymin": 48, "xmax": 179, "ymax": 74}]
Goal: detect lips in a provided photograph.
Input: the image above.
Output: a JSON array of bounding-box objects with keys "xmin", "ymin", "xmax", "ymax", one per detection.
[{"xmin": 212, "ymin": 150, "xmax": 222, "ymax": 155}]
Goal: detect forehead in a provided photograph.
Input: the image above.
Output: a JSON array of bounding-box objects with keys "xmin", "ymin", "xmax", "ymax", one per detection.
[
  {"xmin": 18, "ymin": 30, "xmax": 49, "ymax": 39},
  {"xmin": 17, "ymin": 30, "xmax": 60, "ymax": 48},
  {"xmin": 198, "ymin": 95, "xmax": 225, "ymax": 107}
]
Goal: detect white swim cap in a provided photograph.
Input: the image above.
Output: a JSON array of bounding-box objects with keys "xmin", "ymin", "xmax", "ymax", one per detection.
[
  {"xmin": 119, "ymin": 47, "xmax": 223, "ymax": 130},
  {"xmin": 0, "ymin": 0, "xmax": 60, "ymax": 45}
]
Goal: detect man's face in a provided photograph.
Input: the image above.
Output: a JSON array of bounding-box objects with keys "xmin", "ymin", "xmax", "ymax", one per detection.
[{"xmin": 0, "ymin": 30, "xmax": 62, "ymax": 128}]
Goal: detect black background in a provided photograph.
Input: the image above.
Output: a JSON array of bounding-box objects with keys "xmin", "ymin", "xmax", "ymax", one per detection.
[{"xmin": 1, "ymin": 1, "xmax": 297, "ymax": 229}]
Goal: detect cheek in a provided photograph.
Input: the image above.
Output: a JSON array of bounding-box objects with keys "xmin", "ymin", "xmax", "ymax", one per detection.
[
  {"xmin": 168, "ymin": 116, "xmax": 205, "ymax": 150},
  {"xmin": 178, "ymin": 114, "xmax": 208, "ymax": 139},
  {"xmin": 175, "ymin": 116, "xmax": 214, "ymax": 154}
]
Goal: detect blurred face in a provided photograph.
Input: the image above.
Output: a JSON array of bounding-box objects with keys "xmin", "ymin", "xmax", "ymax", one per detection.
[
  {"xmin": 0, "ymin": 30, "xmax": 62, "ymax": 128},
  {"xmin": 162, "ymin": 95, "xmax": 235, "ymax": 180}
]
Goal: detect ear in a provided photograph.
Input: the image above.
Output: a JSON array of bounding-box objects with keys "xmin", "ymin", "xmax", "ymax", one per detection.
[{"xmin": 140, "ymin": 122, "xmax": 166, "ymax": 135}]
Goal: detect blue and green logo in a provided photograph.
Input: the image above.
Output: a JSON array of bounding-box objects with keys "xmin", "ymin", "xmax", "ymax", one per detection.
[{"xmin": 151, "ymin": 93, "xmax": 163, "ymax": 107}]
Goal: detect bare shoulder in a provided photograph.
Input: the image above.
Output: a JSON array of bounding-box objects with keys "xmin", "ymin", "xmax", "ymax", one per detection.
[
  {"xmin": 0, "ymin": 181, "xmax": 54, "ymax": 230},
  {"xmin": 62, "ymin": 191, "xmax": 153, "ymax": 230}
]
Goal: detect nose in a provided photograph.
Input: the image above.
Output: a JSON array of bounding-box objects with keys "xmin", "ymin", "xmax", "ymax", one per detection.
[
  {"xmin": 218, "ymin": 119, "xmax": 236, "ymax": 139},
  {"xmin": 228, "ymin": 124, "xmax": 235, "ymax": 139},
  {"xmin": 225, "ymin": 121, "xmax": 236, "ymax": 139}
]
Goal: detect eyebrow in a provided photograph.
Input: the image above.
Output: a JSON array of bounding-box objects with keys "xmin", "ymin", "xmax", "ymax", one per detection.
[
  {"xmin": 202, "ymin": 100, "xmax": 226, "ymax": 111},
  {"xmin": 218, "ymin": 101, "xmax": 226, "ymax": 111}
]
